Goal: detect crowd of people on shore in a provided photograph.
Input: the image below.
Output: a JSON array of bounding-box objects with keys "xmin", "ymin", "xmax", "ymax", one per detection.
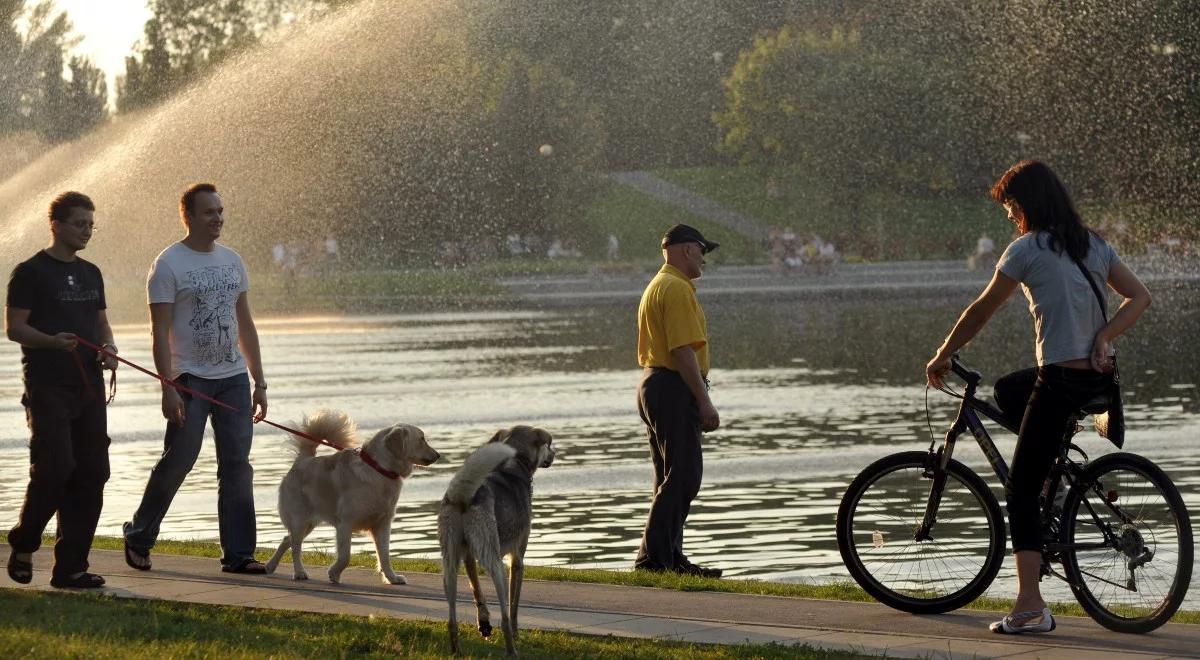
[{"xmin": 766, "ymin": 226, "xmax": 839, "ymax": 274}]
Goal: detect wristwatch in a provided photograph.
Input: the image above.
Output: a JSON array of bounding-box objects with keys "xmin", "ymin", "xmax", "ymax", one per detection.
[{"xmin": 254, "ymin": 382, "xmax": 267, "ymax": 390}]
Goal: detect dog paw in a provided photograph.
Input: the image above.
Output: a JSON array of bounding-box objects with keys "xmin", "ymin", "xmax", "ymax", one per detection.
[
  {"xmin": 327, "ymin": 571, "xmax": 342, "ymax": 584},
  {"xmin": 478, "ymin": 621, "xmax": 493, "ymax": 638},
  {"xmin": 383, "ymin": 573, "xmax": 408, "ymax": 585},
  {"xmin": 293, "ymin": 571, "xmax": 308, "ymax": 581}
]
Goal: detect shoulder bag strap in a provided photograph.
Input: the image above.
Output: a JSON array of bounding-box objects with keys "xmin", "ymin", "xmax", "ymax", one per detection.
[{"xmin": 1072, "ymin": 257, "xmax": 1108, "ymax": 321}]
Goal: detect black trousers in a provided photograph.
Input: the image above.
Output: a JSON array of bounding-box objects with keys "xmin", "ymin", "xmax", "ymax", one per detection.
[
  {"xmin": 993, "ymin": 365, "xmax": 1111, "ymax": 553},
  {"xmin": 7, "ymin": 385, "xmax": 110, "ymax": 578},
  {"xmin": 634, "ymin": 368, "xmax": 703, "ymax": 570}
]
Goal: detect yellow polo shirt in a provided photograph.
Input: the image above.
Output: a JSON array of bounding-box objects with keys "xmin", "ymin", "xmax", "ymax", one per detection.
[{"xmin": 637, "ymin": 264, "xmax": 709, "ymax": 376}]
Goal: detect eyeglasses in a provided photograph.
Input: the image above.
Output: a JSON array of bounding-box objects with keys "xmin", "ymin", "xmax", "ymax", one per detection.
[{"xmin": 55, "ymin": 220, "xmax": 96, "ymax": 231}]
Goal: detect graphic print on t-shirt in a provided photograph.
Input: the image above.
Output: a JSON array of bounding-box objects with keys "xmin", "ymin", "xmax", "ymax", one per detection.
[
  {"xmin": 185, "ymin": 263, "xmax": 241, "ymax": 366},
  {"xmin": 59, "ymin": 272, "xmax": 99, "ymax": 303}
]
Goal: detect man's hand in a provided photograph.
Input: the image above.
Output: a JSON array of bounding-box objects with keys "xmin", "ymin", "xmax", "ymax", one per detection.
[
  {"xmin": 699, "ymin": 399, "xmax": 720, "ymax": 432},
  {"xmin": 251, "ymin": 386, "xmax": 268, "ymax": 423},
  {"xmin": 52, "ymin": 332, "xmax": 78, "ymax": 351},
  {"xmin": 98, "ymin": 344, "xmax": 118, "ymax": 370},
  {"xmin": 162, "ymin": 387, "xmax": 185, "ymax": 425}
]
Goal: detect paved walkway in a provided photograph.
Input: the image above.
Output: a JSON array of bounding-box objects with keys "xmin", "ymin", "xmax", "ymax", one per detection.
[{"xmin": 6, "ymin": 549, "xmax": 1198, "ymax": 658}]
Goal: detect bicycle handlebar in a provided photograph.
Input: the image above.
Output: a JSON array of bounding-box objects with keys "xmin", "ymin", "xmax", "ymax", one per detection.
[{"xmin": 949, "ymin": 354, "xmax": 983, "ymax": 388}]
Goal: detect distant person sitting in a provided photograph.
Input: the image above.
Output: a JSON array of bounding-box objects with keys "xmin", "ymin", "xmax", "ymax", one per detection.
[
  {"xmin": 324, "ymin": 235, "xmax": 339, "ymax": 263},
  {"xmin": 767, "ymin": 226, "xmax": 785, "ymax": 274},
  {"xmin": 607, "ymin": 233, "xmax": 620, "ymax": 261},
  {"xmin": 804, "ymin": 234, "xmax": 839, "ymax": 273},
  {"xmin": 969, "ymin": 233, "xmax": 997, "ymax": 271},
  {"xmin": 546, "ymin": 239, "xmax": 581, "ymax": 259},
  {"xmin": 781, "ymin": 229, "xmax": 802, "ymax": 270}
]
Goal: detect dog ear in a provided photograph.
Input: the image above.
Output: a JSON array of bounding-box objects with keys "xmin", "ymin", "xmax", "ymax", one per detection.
[
  {"xmin": 488, "ymin": 429, "xmax": 507, "ymax": 444},
  {"xmin": 386, "ymin": 425, "xmax": 411, "ymax": 451}
]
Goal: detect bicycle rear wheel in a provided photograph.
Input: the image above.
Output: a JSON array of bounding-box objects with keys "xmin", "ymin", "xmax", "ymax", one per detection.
[
  {"xmin": 836, "ymin": 451, "xmax": 1006, "ymax": 613},
  {"xmin": 1061, "ymin": 452, "xmax": 1193, "ymax": 633}
]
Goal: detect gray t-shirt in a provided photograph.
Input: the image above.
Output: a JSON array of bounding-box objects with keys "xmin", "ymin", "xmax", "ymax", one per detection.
[
  {"xmin": 147, "ymin": 242, "xmax": 250, "ymax": 379},
  {"xmin": 997, "ymin": 231, "xmax": 1120, "ymax": 366}
]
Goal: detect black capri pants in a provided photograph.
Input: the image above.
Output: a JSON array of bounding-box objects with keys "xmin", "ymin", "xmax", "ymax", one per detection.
[{"xmin": 994, "ymin": 365, "xmax": 1112, "ymax": 553}]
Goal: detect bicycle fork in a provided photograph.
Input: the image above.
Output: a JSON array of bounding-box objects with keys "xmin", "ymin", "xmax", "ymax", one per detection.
[{"xmin": 915, "ymin": 430, "xmax": 959, "ymax": 542}]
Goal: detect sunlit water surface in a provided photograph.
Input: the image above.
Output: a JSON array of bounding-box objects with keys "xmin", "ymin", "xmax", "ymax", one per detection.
[{"xmin": 1, "ymin": 289, "xmax": 1196, "ymax": 607}]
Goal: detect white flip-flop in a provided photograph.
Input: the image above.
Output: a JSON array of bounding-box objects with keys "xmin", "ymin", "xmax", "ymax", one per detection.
[{"xmin": 990, "ymin": 607, "xmax": 1056, "ymax": 634}]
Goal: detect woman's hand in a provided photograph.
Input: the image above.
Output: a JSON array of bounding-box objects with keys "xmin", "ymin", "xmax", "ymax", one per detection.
[
  {"xmin": 1091, "ymin": 334, "xmax": 1114, "ymax": 373},
  {"xmin": 926, "ymin": 353, "xmax": 952, "ymax": 389}
]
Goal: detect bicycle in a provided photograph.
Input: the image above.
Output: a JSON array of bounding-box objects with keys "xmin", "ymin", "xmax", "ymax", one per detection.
[{"xmin": 835, "ymin": 355, "xmax": 1193, "ymax": 633}]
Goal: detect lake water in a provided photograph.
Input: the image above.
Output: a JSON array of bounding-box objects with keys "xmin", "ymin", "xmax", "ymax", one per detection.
[{"xmin": 1, "ymin": 265, "xmax": 1196, "ymax": 606}]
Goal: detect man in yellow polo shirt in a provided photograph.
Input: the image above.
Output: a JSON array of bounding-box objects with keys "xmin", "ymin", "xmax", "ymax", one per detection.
[{"xmin": 633, "ymin": 224, "xmax": 722, "ymax": 578}]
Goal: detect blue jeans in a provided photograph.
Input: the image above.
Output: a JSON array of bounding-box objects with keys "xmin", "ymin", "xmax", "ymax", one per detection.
[{"xmin": 125, "ymin": 372, "xmax": 256, "ymax": 567}]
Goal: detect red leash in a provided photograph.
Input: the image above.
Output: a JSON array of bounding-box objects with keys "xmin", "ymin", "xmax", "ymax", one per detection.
[
  {"xmin": 73, "ymin": 337, "xmax": 346, "ymax": 452},
  {"xmin": 73, "ymin": 338, "xmax": 399, "ymax": 479}
]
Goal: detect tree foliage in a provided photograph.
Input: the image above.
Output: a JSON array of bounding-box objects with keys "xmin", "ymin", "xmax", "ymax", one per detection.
[
  {"xmin": 0, "ymin": 1, "xmax": 106, "ymax": 144},
  {"xmin": 715, "ymin": 25, "xmax": 964, "ymax": 195}
]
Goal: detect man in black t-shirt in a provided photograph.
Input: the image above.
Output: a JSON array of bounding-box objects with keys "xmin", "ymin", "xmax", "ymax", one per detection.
[{"xmin": 4, "ymin": 191, "xmax": 117, "ymax": 589}]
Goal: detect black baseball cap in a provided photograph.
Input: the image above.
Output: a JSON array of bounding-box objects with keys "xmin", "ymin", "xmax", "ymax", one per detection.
[{"xmin": 661, "ymin": 224, "xmax": 720, "ymax": 254}]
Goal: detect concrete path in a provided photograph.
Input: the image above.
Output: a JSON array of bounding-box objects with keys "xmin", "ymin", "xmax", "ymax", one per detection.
[{"xmin": 6, "ymin": 549, "xmax": 1198, "ymax": 659}]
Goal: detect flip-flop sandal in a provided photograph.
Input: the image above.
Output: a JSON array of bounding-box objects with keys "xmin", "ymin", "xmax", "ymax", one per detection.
[
  {"xmin": 50, "ymin": 572, "xmax": 106, "ymax": 589},
  {"xmin": 990, "ymin": 607, "xmax": 1056, "ymax": 634},
  {"xmin": 124, "ymin": 540, "xmax": 152, "ymax": 571},
  {"xmin": 6, "ymin": 550, "xmax": 33, "ymax": 584},
  {"xmin": 222, "ymin": 559, "xmax": 267, "ymax": 574}
]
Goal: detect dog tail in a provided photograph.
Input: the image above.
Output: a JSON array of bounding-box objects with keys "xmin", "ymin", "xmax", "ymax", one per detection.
[
  {"xmin": 289, "ymin": 409, "xmax": 358, "ymax": 457},
  {"xmin": 444, "ymin": 443, "xmax": 516, "ymax": 507}
]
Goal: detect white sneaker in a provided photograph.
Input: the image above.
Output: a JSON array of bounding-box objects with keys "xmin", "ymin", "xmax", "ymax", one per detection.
[{"xmin": 990, "ymin": 607, "xmax": 1056, "ymax": 634}]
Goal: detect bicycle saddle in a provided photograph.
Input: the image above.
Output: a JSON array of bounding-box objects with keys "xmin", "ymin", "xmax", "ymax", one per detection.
[{"xmin": 1078, "ymin": 394, "xmax": 1110, "ymax": 415}]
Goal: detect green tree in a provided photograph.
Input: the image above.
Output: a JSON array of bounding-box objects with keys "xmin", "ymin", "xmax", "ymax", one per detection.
[
  {"xmin": 0, "ymin": 0, "xmax": 71, "ymax": 134},
  {"xmin": 1, "ymin": 1, "xmax": 105, "ymax": 144},
  {"xmin": 118, "ymin": 0, "xmax": 256, "ymax": 111},
  {"xmin": 716, "ymin": 26, "xmax": 957, "ymax": 192}
]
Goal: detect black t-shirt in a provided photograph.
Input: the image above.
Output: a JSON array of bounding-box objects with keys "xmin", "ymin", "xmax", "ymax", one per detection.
[{"xmin": 6, "ymin": 250, "xmax": 107, "ymax": 388}]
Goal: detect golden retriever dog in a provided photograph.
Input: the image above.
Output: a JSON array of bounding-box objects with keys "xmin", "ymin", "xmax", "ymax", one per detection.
[
  {"xmin": 439, "ymin": 426, "xmax": 555, "ymax": 657},
  {"xmin": 264, "ymin": 410, "xmax": 440, "ymax": 584}
]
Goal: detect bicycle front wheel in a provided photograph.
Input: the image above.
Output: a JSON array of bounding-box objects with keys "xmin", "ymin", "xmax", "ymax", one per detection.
[
  {"xmin": 836, "ymin": 451, "xmax": 1006, "ymax": 613},
  {"xmin": 1061, "ymin": 452, "xmax": 1193, "ymax": 633}
]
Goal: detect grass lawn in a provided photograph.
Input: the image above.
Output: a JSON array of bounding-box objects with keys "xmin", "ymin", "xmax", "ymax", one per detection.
[{"xmin": 0, "ymin": 589, "xmax": 866, "ymax": 659}]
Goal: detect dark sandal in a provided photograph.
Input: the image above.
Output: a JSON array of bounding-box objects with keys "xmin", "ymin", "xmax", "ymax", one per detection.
[
  {"xmin": 50, "ymin": 572, "xmax": 106, "ymax": 589},
  {"xmin": 222, "ymin": 559, "xmax": 267, "ymax": 574},
  {"xmin": 124, "ymin": 541, "xmax": 152, "ymax": 571},
  {"xmin": 6, "ymin": 550, "xmax": 33, "ymax": 584}
]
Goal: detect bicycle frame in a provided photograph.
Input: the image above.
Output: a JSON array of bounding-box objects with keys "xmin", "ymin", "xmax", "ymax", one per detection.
[
  {"xmin": 915, "ymin": 363, "xmax": 1016, "ymax": 541},
  {"xmin": 917, "ymin": 357, "xmax": 1145, "ymax": 579}
]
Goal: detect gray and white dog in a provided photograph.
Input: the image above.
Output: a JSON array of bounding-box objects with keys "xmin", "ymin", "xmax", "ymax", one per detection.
[{"xmin": 438, "ymin": 425, "xmax": 555, "ymax": 657}]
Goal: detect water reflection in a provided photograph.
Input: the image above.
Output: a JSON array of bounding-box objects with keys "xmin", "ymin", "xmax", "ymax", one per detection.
[{"xmin": 0, "ymin": 292, "xmax": 1195, "ymax": 609}]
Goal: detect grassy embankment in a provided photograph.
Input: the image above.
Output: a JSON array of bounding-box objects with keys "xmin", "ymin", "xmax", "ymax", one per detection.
[{"xmin": 0, "ymin": 589, "xmax": 862, "ymax": 659}]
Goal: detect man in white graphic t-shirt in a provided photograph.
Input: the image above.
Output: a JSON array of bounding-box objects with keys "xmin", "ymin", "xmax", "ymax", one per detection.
[{"xmin": 123, "ymin": 183, "xmax": 270, "ymax": 574}]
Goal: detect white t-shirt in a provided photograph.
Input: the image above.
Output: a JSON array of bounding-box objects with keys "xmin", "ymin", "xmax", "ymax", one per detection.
[
  {"xmin": 147, "ymin": 242, "xmax": 250, "ymax": 379},
  {"xmin": 997, "ymin": 231, "xmax": 1120, "ymax": 366}
]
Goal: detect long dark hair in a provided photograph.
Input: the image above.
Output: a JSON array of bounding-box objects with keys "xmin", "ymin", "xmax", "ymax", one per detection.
[{"xmin": 990, "ymin": 160, "xmax": 1091, "ymax": 261}]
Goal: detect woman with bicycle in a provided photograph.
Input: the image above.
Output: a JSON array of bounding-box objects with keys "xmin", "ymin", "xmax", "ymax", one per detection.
[{"xmin": 925, "ymin": 160, "xmax": 1151, "ymax": 634}]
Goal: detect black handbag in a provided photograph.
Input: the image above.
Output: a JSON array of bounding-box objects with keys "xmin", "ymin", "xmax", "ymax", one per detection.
[{"xmin": 1073, "ymin": 258, "xmax": 1125, "ymax": 448}]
